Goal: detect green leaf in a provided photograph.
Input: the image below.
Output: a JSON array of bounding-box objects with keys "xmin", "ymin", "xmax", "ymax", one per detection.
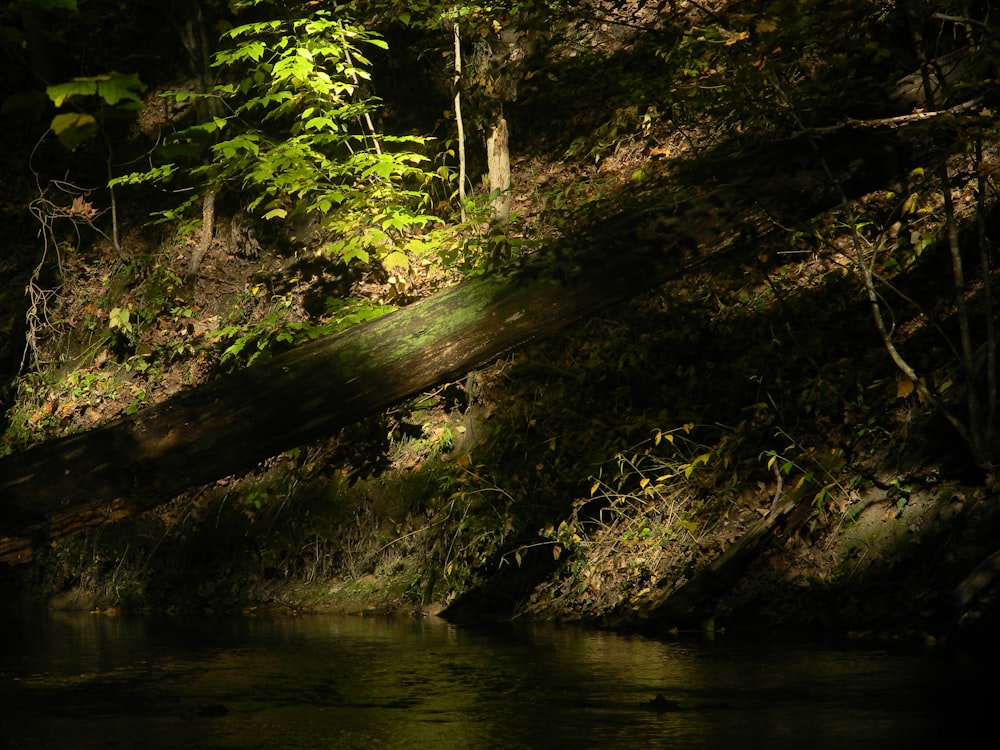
[
  {"xmin": 231, "ymin": 40, "xmax": 267, "ymax": 63},
  {"xmin": 313, "ymin": 198, "xmax": 331, "ymax": 213},
  {"xmin": 109, "ymin": 163, "xmax": 176, "ymax": 187},
  {"xmin": 47, "ymin": 72, "xmax": 144, "ymax": 108},
  {"xmin": 223, "ymin": 338, "xmax": 249, "ymax": 359},
  {"xmin": 305, "ymin": 116, "xmax": 335, "ymax": 131},
  {"xmin": 366, "ymin": 159, "xmax": 397, "ymax": 180},
  {"xmin": 108, "ymin": 306, "xmax": 132, "ymax": 332},
  {"xmin": 382, "ymin": 250, "xmax": 409, "ymax": 270},
  {"xmin": 342, "ymin": 247, "xmax": 370, "ymax": 264},
  {"xmin": 46, "ymin": 79, "xmax": 98, "ymax": 107},
  {"xmin": 96, "ymin": 72, "xmax": 145, "ymax": 105},
  {"xmin": 50, "ymin": 112, "xmax": 97, "ymax": 150}
]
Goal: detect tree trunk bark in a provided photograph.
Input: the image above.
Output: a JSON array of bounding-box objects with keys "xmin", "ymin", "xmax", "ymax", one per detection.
[{"xmin": 487, "ymin": 115, "xmax": 511, "ymax": 223}]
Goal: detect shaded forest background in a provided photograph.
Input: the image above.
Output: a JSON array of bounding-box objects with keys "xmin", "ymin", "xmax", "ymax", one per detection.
[{"xmin": 2, "ymin": 0, "xmax": 1000, "ymax": 641}]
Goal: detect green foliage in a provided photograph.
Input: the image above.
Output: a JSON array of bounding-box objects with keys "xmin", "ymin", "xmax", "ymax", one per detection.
[
  {"xmin": 0, "ymin": 362, "xmax": 150, "ymax": 452},
  {"xmin": 114, "ymin": 3, "xmax": 443, "ymax": 271},
  {"xmin": 565, "ymin": 104, "xmax": 660, "ymax": 165},
  {"xmin": 8, "ymin": 0, "xmax": 999, "ymax": 623},
  {"xmin": 504, "ymin": 426, "xmax": 723, "ymax": 616},
  {"xmin": 349, "ymin": 0, "xmax": 571, "ymax": 29},
  {"xmin": 47, "ymin": 71, "xmax": 145, "ymax": 108},
  {"xmin": 210, "ymin": 289, "xmax": 394, "ymax": 367},
  {"xmin": 586, "ymin": 425, "xmax": 716, "ymax": 541},
  {"xmin": 761, "ymin": 431, "xmax": 849, "ymax": 534},
  {"xmin": 45, "ymin": 71, "xmax": 145, "ymax": 150},
  {"xmin": 432, "ymin": 468, "xmax": 521, "ymax": 590}
]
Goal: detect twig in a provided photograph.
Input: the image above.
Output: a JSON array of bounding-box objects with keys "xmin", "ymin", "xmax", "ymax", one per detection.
[
  {"xmin": 802, "ymin": 98, "xmax": 982, "ymax": 136},
  {"xmin": 931, "ymin": 12, "xmax": 995, "ymax": 30},
  {"xmin": 339, "ymin": 21, "xmax": 382, "ymax": 156},
  {"xmin": 975, "ymin": 137, "xmax": 997, "ymax": 444}
]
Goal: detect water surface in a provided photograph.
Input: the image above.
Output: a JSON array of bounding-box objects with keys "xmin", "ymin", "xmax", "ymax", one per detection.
[{"xmin": 0, "ymin": 611, "xmax": 989, "ymax": 749}]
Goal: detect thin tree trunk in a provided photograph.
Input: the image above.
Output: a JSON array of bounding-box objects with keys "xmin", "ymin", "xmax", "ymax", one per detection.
[
  {"xmin": 181, "ymin": 1, "xmax": 218, "ymax": 281},
  {"xmin": 453, "ymin": 21, "xmax": 467, "ymax": 222},
  {"xmin": 187, "ymin": 188, "xmax": 215, "ymax": 279},
  {"xmin": 975, "ymin": 138, "xmax": 996, "ymax": 445},
  {"xmin": 486, "ymin": 114, "xmax": 511, "ymax": 224}
]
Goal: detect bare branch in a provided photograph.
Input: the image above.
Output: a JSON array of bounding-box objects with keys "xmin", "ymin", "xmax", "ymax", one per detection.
[{"xmin": 803, "ymin": 98, "xmax": 983, "ymax": 136}]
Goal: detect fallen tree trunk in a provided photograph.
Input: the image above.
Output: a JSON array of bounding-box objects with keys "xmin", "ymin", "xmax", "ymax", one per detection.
[
  {"xmin": 0, "ymin": 240, "xmax": 696, "ymax": 561},
  {"xmin": 0, "ymin": 132, "xmax": 897, "ymax": 562}
]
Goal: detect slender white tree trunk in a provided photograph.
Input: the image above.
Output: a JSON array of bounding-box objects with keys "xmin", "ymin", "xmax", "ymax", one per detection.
[{"xmin": 453, "ymin": 21, "xmax": 467, "ymax": 222}]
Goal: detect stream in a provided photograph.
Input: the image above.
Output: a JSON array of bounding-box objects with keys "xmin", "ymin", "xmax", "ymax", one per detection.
[{"xmin": 0, "ymin": 610, "xmax": 991, "ymax": 749}]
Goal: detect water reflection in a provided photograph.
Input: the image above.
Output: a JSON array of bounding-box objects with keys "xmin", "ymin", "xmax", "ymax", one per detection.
[{"xmin": 0, "ymin": 610, "xmax": 991, "ymax": 749}]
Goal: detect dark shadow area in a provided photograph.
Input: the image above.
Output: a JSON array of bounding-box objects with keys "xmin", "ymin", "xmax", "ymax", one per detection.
[{"xmin": 441, "ymin": 135, "xmax": 1000, "ymax": 630}]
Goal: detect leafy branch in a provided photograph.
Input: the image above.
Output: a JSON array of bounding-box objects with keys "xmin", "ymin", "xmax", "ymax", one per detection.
[{"xmin": 113, "ymin": 4, "xmax": 443, "ymax": 272}]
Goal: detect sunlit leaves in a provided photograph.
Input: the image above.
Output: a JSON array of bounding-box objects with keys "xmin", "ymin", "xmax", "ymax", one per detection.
[
  {"xmin": 46, "ymin": 71, "xmax": 145, "ymax": 150},
  {"xmin": 107, "ymin": 306, "xmax": 132, "ymax": 331},
  {"xmin": 382, "ymin": 250, "xmax": 409, "ymax": 270},
  {"xmin": 208, "ymin": 292, "xmax": 393, "ymax": 367},
  {"xmin": 123, "ymin": 1, "xmax": 448, "ymax": 274},
  {"xmin": 49, "ymin": 112, "xmax": 97, "ymax": 150},
  {"xmin": 46, "ymin": 72, "xmax": 145, "ymax": 108}
]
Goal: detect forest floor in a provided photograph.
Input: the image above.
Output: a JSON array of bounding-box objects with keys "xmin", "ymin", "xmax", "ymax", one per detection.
[
  {"xmin": 3, "ymin": 3, "xmax": 1000, "ymax": 647},
  {"xmin": 8, "ymin": 129, "xmax": 999, "ymax": 646}
]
